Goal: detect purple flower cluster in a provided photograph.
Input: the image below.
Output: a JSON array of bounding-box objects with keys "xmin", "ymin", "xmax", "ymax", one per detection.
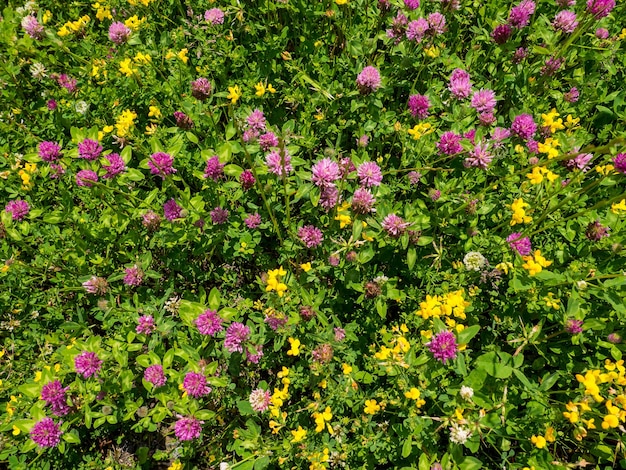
[
  {"xmin": 508, "ymin": 0, "xmax": 536, "ymax": 29},
  {"xmin": 553, "ymin": 11, "xmax": 578, "ymax": 34},
  {"xmin": 183, "ymin": 371, "xmax": 212, "ymax": 398},
  {"xmin": 136, "ymin": 315, "xmax": 155, "ymax": 334},
  {"xmin": 205, "ymin": 8, "xmax": 225, "ymax": 25},
  {"xmin": 511, "ymin": 114, "xmax": 536, "ymax": 140},
  {"xmin": 428, "ymin": 12, "xmax": 446, "ymax": 35},
  {"xmin": 224, "ymin": 322, "xmax": 250, "ymax": 353},
  {"xmin": 22, "ymin": 15, "xmax": 44, "ymax": 40},
  {"xmin": 586, "ymin": 220, "xmax": 610, "ymax": 241},
  {"xmin": 357, "ymin": 161, "xmax": 383, "ymax": 187},
  {"xmin": 103, "ymin": 153, "xmax": 125, "ymax": 179},
  {"xmin": 613, "ymin": 153, "xmax": 626, "ymax": 174},
  {"xmin": 204, "ymin": 156, "xmax": 224, "ymax": 181},
  {"xmin": 427, "ymin": 331, "xmax": 458, "ymax": 363},
  {"xmin": 175, "ymin": 416, "xmax": 203, "ymax": 441},
  {"xmin": 298, "ymin": 225, "xmax": 324, "ymax": 248},
  {"xmin": 56, "ymin": 74, "xmax": 77, "ymax": 93},
  {"xmin": 76, "ymin": 170, "xmax": 98, "ymax": 187},
  {"xmin": 381, "ymin": 213, "xmax": 411, "ymax": 237},
  {"xmin": 259, "ymin": 132, "xmax": 279, "ymax": 151},
  {"xmin": 144, "ymin": 364, "xmax": 167, "ymax": 387},
  {"xmin": 464, "ymin": 142, "xmax": 493, "ymax": 169},
  {"xmin": 491, "ymin": 24, "xmax": 512, "ymax": 44},
  {"xmin": 5, "ymin": 199, "xmax": 30, "ymax": 221},
  {"xmin": 78, "ymin": 139, "xmax": 103, "ymax": 161},
  {"xmin": 240, "ymin": 169, "xmax": 256, "ymax": 190},
  {"xmin": 506, "ymin": 233, "xmax": 532, "ymax": 256},
  {"xmin": 82, "ymin": 276, "xmax": 109, "ymax": 295},
  {"xmin": 586, "ymin": 0, "xmax": 615, "ymax": 19},
  {"xmin": 163, "ymin": 199, "xmax": 183, "ymax": 221},
  {"xmin": 191, "ymin": 77, "xmax": 212, "ymax": 100},
  {"xmin": 41, "ymin": 380, "xmax": 70, "ymax": 416},
  {"xmin": 30, "ymin": 418, "xmax": 63, "ymax": 448},
  {"xmin": 174, "ymin": 111, "xmax": 194, "ymax": 130},
  {"xmin": 356, "ymin": 66, "xmax": 382, "ymax": 94},
  {"xmin": 148, "ymin": 152, "xmax": 176, "ymax": 178},
  {"xmin": 38, "ymin": 141, "xmax": 62, "ymax": 162},
  {"xmin": 437, "ymin": 131, "xmax": 463, "ymax": 155},
  {"xmin": 249, "ymin": 388, "xmax": 272, "ymax": 412},
  {"xmin": 266, "ymin": 150, "xmax": 292, "ymax": 176},
  {"xmin": 244, "ymin": 213, "xmax": 262, "ymax": 229},
  {"xmin": 311, "ymin": 158, "xmax": 341, "ymax": 187},
  {"xmin": 471, "ymin": 89, "xmax": 497, "ymax": 114},
  {"xmin": 448, "ymin": 69, "xmax": 471, "ymax": 100},
  {"xmin": 351, "ymin": 188, "xmax": 376, "ymax": 214},
  {"xmin": 124, "ymin": 264, "xmax": 143, "ymax": 287},
  {"xmin": 195, "ymin": 309, "xmax": 224, "ymax": 336},
  {"xmin": 210, "ymin": 207, "xmax": 229, "ymax": 225},
  {"xmin": 406, "ymin": 18, "xmax": 429, "ymax": 42},
  {"xmin": 74, "ymin": 351, "xmax": 103, "ymax": 378},
  {"xmin": 565, "ymin": 319, "xmax": 584, "ymax": 334},
  {"xmin": 247, "ymin": 109, "xmax": 266, "ymax": 132},
  {"xmin": 408, "ymin": 94, "xmax": 430, "ymax": 119},
  {"xmin": 108, "ymin": 22, "xmax": 132, "ymax": 44},
  {"xmin": 142, "ymin": 211, "xmax": 162, "ymax": 231}
]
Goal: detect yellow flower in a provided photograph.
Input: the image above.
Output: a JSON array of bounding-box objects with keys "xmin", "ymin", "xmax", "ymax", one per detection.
[
  {"xmin": 335, "ymin": 0, "xmax": 348, "ymax": 4},
  {"xmin": 124, "ymin": 15, "xmax": 145, "ymax": 31},
  {"xmin": 34, "ymin": 371, "xmax": 42, "ymax": 382},
  {"xmin": 527, "ymin": 167, "xmax": 544, "ymax": 185},
  {"xmin": 595, "ymin": 164, "xmax": 614, "ymax": 176},
  {"xmin": 537, "ymin": 138, "xmax": 560, "ymax": 159},
  {"xmin": 424, "ymin": 45, "xmax": 440, "ymax": 58},
  {"xmin": 145, "ymin": 124, "xmax": 158, "ymax": 135},
  {"xmin": 267, "ymin": 84, "xmax": 276, "ymax": 94},
  {"xmin": 300, "ymin": 262, "xmax": 312, "ymax": 272},
  {"xmin": 167, "ymin": 461, "xmax": 183, "ymax": 470},
  {"xmin": 12, "ymin": 425, "xmax": 20, "ymax": 436},
  {"xmin": 177, "ymin": 48, "xmax": 189, "ymax": 64},
  {"xmin": 291, "ymin": 426, "xmax": 307, "ymax": 442},
  {"xmin": 364, "ymin": 399, "xmax": 380, "ymax": 415},
  {"xmin": 374, "ymin": 345, "xmax": 392, "ymax": 360},
  {"xmin": 602, "ymin": 414, "xmax": 619, "ymax": 429},
  {"xmin": 165, "ymin": 50, "xmax": 176, "ymax": 60},
  {"xmin": 342, "ymin": 363, "xmax": 353, "ymax": 374},
  {"xmin": 134, "ymin": 52, "xmax": 151, "ymax": 64},
  {"xmin": 611, "ymin": 199, "xmax": 626, "ymax": 214},
  {"xmin": 620, "ymin": 28, "xmax": 626, "ymax": 40},
  {"xmin": 287, "ymin": 337, "xmax": 301, "ymax": 356},
  {"xmin": 545, "ymin": 427, "xmax": 556, "ymax": 443},
  {"xmin": 255, "ymin": 82, "xmax": 266, "ymax": 97},
  {"xmin": 407, "ymin": 122, "xmax": 433, "ymax": 140},
  {"xmin": 510, "ymin": 198, "xmax": 532, "ymax": 226},
  {"xmin": 404, "ymin": 388, "xmax": 421, "ymax": 400},
  {"xmin": 312, "ymin": 406, "xmax": 333, "ymax": 432},
  {"xmin": 531, "ymin": 435, "xmax": 546, "ymax": 449},
  {"xmin": 541, "ymin": 109, "xmax": 565, "ymax": 133},
  {"xmin": 43, "ymin": 10, "xmax": 52, "ymax": 24},
  {"xmin": 543, "ymin": 293, "xmax": 560, "ymax": 310},
  {"xmin": 119, "ymin": 58, "xmax": 137, "ymax": 77},
  {"xmin": 227, "ymin": 85, "xmax": 242, "ymax": 104}
]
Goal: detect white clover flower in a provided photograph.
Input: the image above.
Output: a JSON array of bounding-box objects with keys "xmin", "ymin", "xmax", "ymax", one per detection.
[
  {"xmin": 75, "ymin": 100, "xmax": 89, "ymax": 114},
  {"xmin": 30, "ymin": 62, "xmax": 47, "ymax": 80},
  {"xmin": 449, "ymin": 423, "xmax": 472, "ymax": 444},
  {"xmin": 460, "ymin": 385, "xmax": 474, "ymax": 401},
  {"xmin": 463, "ymin": 251, "xmax": 487, "ymax": 271}
]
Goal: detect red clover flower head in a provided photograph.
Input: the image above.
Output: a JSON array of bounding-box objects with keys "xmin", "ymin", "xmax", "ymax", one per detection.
[
  {"xmin": 22, "ymin": 15, "xmax": 44, "ymax": 40},
  {"xmin": 427, "ymin": 12, "xmax": 446, "ymax": 35},
  {"xmin": 191, "ymin": 77, "xmax": 212, "ymax": 100},
  {"xmin": 311, "ymin": 158, "xmax": 341, "ymax": 187},
  {"xmin": 506, "ymin": 233, "xmax": 532, "ymax": 256},
  {"xmin": 448, "ymin": 69, "xmax": 471, "ymax": 100},
  {"xmin": 470, "ymin": 89, "xmax": 497, "ymax": 114},
  {"xmin": 183, "ymin": 371, "xmax": 212, "ymax": 398},
  {"xmin": 246, "ymin": 109, "xmax": 266, "ymax": 132},
  {"xmin": 78, "ymin": 139, "xmax": 103, "ymax": 161},
  {"xmin": 76, "ymin": 169, "xmax": 98, "ymax": 187},
  {"xmin": 565, "ymin": 319, "xmax": 584, "ymax": 334},
  {"xmin": 148, "ymin": 152, "xmax": 176, "ymax": 178},
  {"xmin": 38, "ymin": 141, "xmax": 62, "ymax": 162},
  {"xmin": 508, "ymin": 0, "xmax": 536, "ymax": 29},
  {"xmin": 108, "ymin": 22, "xmax": 132, "ymax": 44},
  {"xmin": 436, "ymin": 131, "xmax": 463, "ymax": 155},
  {"xmin": 586, "ymin": 0, "xmax": 615, "ymax": 19},
  {"xmin": 553, "ymin": 11, "xmax": 578, "ymax": 34},
  {"xmin": 511, "ymin": 114, "xmax": 537, "ymax": 140},
  {"xmin": 30, "ymin": 418, "xmax": 63, "ymax": 448},
  {"xmin": 142, "ymin": 210, "xmax": 162, "ymax": 230},
  {"xmin": 408, "ymin": 94, "xmax": 430, "ymax": 119},
  {"xmin": 136, "ymin": 315, "xmax": 155, "ymax": 334},
  {"xmin": 249, "ymin": 388, "xmax": 271, "ymax": 412},
  {"xmin": 298, "ymin": 225, "xmax": 324, "ymax": 248},
  {"xmin": 265, "ymin": 150, "xmax": 293, "ymax": 176},
  {"xmin": 82, "ymin": 276, "xmax": 109, "ymax": 295},
  {"xmin": 124, "ymin": 264, "xmax": 144, "ymax": 287},
  {"xmin": 205, "ymin": 8, "xmax": 225, "ymax": 25},
  {"xmin": 613, "ymin": 153, "xmax": 626, "ymax": 174},
  {"xmin": 491, "ymin": 24, "xmax": 512, "ymax": 44},
  {"xmin": 41, "ymin": 380, "xmax": 70, "ymax": 416},
  {"xmin": 259, "ymin": 132, "xmax": 279, "ymax": 151},
  {"xmin": 240, "ymin": 169, "xmax": 256, "ymax": 189},
  {"xmin": 144, "ymin": 364, "xmax": 167, "ymax": 387},
  {"xmin": 357, "ymin": 161, "xmax": 383, "ymax": 187},
  {"xmin": 427, "ymin": 331, "xmax": 458, "ymax": 363},
  {"xmin": 381, "ymin": 213, "xmax": 411, "ymax": 237},
  {"xmin": 204, "ymin": 156, "xmax": 224, "ymax": 181},
  {"xmin": 195, "ymin": 309, "xmax": 224, "ymax": 336},
  {"xmin": 351, "ymin": 188, "xmax": 376, "ymax": 214},
  {"xmin": 244, "ymin": 213, "xmax": 262, "ymax": 229},
  {"xmin": 74, "ymin": 351, "xmax": 103, "ymax": 378},
  {"xmin": 356, "ymin": 66, "xmax": 382, "ymax": 94},
  {"xmin": 103, "ymin": 153, "xmax": 126, "ymax": 179},
  {"xmin": 174, "ymin": 416, "xmax": 203, "ymax": 441},
  {"xmin": 5, "ymin": 199, "xmax": 30, "ymax": 221},
  {"xmin": 224, "ymin": 322, "xmax": 251, "ymax": 353},
  {"xmin": 406, "ymin": 18, "xmax": 429, "ymax": 42}
]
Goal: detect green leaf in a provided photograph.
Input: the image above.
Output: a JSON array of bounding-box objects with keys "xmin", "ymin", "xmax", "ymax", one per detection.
[
  {"xmin": 458, "ymin": 457, "xmax": 483, "ymax": 470},
  {"xmin": 402, "ymin": 436, "xmax": 412, "ymax": 458},
  {"xmin": 237, "ymin": 400, "xmax": 254, "ymax": 415},
  {"xmin": 209, "ymin": 288, "xmax": 221, "ymax": 310},
  {"xmin": 63, "ymin": 430, "xmax": 81, "ymax": 444},
  {"xmin": 195, "ymin": 410, "xmax": 216, "ymax": 420},
  {"xmin": 224, "ymin": 164, "xmax": 244, "ymax": 177},
  {"xmin": 178, "ymin": 300, "xmax": 206, "ymax": 326},
  {"xmin": 186, "ymin": 131, "xmax": 199, "ymax": 144},
  {"xmin": 18, "ymin": 383, "xmax": 40, "ymax": 399},
  {"xmin": 457, "ymin": 325, "xmax": 480, "ymax": 344},
  {"xmin": 407, "ymin": 247, "xmax": 416, "ymax": 269}
]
